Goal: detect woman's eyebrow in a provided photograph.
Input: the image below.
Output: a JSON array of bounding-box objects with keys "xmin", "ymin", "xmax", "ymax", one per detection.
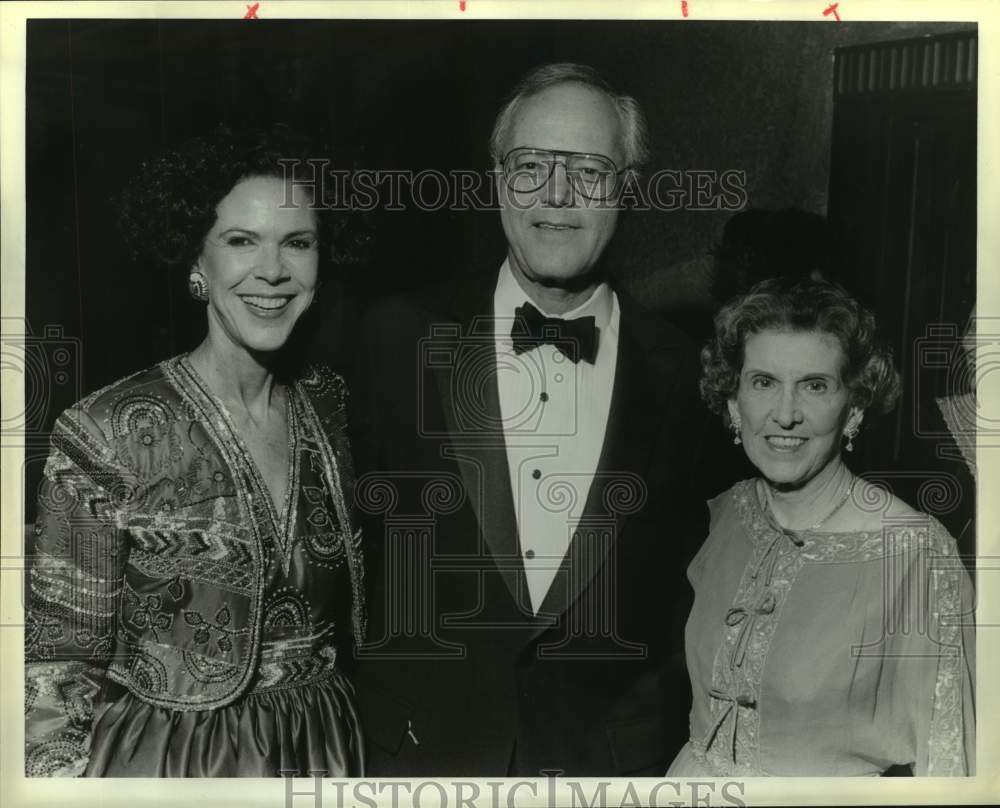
[
  {"xmin": 217, "ymin": 227, "xmax": 259, "ymax": 237},
  {"xmin": 741, "ymin": 368, "xmax": 839, "ymax": 380}
]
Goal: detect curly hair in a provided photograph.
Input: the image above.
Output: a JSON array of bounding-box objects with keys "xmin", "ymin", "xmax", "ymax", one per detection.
[
  {"xmin": 700, "ymin": 277, "xmax": 901, "ymax": 423},
  {"xmin": 119, "ymin": 124, "xmax": 354, "ymax": 270}
]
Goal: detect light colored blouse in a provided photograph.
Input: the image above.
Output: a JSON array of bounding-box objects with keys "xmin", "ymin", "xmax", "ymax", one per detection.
[{"xmin": 669, "ymin": 479, "xmax": 975, "ymax": 776}]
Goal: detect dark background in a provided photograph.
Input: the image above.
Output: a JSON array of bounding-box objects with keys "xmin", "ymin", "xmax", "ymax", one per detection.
[{"xmin": 23, "ymin": 19, "xmax": 977, "ymax": 540}]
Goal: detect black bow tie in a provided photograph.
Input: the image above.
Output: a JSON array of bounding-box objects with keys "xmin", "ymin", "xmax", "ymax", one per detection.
[{"xmin": 510, "ymin": 301, "xmax": 598, "ymax": 364}]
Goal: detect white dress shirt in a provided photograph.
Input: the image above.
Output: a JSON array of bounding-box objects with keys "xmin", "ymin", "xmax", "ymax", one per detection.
[{"xmin": 493, "ymin": 260, "xmax": 620, "ymax": 614}]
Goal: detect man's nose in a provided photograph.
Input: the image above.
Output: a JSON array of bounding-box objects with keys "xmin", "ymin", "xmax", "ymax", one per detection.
[{"xmin": 544, "ymin": 161, "xmax": 575, "ymax": 206}]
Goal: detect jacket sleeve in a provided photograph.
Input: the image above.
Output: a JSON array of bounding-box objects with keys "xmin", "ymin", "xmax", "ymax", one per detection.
[
  {"xmin": 912, "ymin": 521, "xmax": 976, "ymax": 775},
  {"xmin": 24, "ymin": 406, "xmax": 131, "ymax": 776}
]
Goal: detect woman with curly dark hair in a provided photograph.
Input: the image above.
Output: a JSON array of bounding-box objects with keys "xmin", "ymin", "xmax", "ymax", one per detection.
[
  {"xmin": 24, "ymin": 127, "xmax": 366, "ymax": 777},
  {"xmin": 668, "ymin": 277, "xmax": 975, "ymax": 777}
]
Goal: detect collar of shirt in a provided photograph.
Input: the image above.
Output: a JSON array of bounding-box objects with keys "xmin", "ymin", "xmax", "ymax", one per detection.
[{"xmin": 493, "ymin": 259, "xmax": 618, "ymax": 350}]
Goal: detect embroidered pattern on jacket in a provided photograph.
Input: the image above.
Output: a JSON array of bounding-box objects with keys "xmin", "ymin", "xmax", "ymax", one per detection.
[{"xmin": 24, "ymin": 357, "xmax": 366, "ymax": 776}]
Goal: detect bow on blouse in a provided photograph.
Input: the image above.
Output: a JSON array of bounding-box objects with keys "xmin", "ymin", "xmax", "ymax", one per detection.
[
  {"xmin": 724, "ymin": 595, "xmax": 776, "ymax": 670},
  {"xmin": 706, "ymin": 527, "xmax": 803, "ymax": 764},
  {"xmin": 706, "ymin": 688, "xmax": 758, "ymax": 765}
]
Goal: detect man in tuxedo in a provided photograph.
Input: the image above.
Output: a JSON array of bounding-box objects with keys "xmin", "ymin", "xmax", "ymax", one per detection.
[{"xmin": 350, "ymin": 62, "xmax": 706, "ymax": 776}]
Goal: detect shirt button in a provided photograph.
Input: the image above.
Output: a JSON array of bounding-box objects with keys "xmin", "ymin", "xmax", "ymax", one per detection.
[
  {"xmin": 525, "ymin": 549, "xmax": 535, "ymax": 559},
  {"xmin": 532, "ymin": 469, "xmax": 541, "ymax": 479},
  {"xmin": 540, "ymin": 392, "xmax": 549, "ymax": 403}
]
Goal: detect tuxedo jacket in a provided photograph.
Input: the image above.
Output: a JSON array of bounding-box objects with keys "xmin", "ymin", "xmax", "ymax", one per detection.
[{"xmin": 348, "ymin": 270, "xmax": 708, "ymax": 777}]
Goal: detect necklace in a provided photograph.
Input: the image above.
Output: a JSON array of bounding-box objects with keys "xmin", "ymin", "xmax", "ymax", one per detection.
[{"xmin": 762, "ymin": 476, "xmax": 856, "ymax": 532}]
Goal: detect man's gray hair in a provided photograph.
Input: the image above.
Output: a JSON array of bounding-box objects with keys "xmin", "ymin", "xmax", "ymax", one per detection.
[{"xmin": 489, "ymin": 62, "xmax": 650, "ymax": 169}]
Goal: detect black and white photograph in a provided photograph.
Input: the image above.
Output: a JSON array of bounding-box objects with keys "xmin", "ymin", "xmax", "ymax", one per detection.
[{"xmin": 0, "ymin": 1, "xmax": 995, "ymax": 806}]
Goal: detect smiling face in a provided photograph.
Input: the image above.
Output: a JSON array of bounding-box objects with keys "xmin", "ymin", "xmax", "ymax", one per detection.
[
  {"xmin": 728, "ymin": 329, "xmax": 863, "ymax": 491},
  {"xmin": 194, "ymin": 175, "xmax": 319, "ymax": 358},
  {"xmin": 496, "ymin": 82, "xmax": 623, "ymax": 292}
]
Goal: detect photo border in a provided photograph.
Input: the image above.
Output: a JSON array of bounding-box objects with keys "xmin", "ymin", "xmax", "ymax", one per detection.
[{"xmin": 2, "ymin": 1, "xmax": 996, "ymax": 806}]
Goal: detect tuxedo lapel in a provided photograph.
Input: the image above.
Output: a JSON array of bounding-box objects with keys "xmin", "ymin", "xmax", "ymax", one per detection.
[
  {"xmin": 430, "ymin": 275, "xmax": 529, "ymax": 608},
  {"xmin": 536, "ymin": 295, "xmax": 683, "ymax": 622}
]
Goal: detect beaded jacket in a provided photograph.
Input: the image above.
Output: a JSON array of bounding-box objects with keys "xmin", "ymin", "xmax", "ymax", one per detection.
[{"xmin": 24, "ymin": 356, "xmax": 366, "ymax": 775}]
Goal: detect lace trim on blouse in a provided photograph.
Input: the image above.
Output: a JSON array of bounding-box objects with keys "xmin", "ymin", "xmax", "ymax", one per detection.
[{"xmin": 689, "ymin": 479, "xmax": 972, "ymax": 776}]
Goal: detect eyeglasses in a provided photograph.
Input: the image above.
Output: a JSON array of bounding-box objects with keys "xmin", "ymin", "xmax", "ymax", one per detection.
[{"xmin": 500, "ymin": 147, "xmax": 624, "ymax": 201}]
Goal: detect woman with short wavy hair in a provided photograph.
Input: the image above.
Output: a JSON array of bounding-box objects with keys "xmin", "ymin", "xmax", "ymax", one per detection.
[{"xmin": 669, "ymin": 277, "xmax": 975, "ymax": 776}]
